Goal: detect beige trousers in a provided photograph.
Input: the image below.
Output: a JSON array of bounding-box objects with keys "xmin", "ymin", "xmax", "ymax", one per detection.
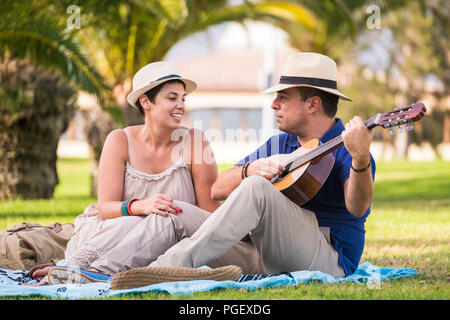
[{"xmin": 93, "ymin": 176, "xmax": 345, "ymax": 278}]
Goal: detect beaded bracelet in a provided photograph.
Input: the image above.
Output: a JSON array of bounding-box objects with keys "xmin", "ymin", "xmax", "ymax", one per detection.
[
  {"xmin": 126, "ymin": 198, "xmax": 139, "ymax": 216},
  {"xmin": 121, "ymin": 200, "xmax": 130, "ymax": 216},
  {"xmin": 121, "ymin": 198, "xmax": 139, "ymax": 216}
]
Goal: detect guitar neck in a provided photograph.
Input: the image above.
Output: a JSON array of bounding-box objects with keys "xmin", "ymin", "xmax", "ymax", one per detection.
[
  {"xmin": 277, "ymin": 103, "xmax": 426, "ymax": 179},
  {"xmin": 294, "ymin": 116, "xmax": 379, "ymax": 166}
]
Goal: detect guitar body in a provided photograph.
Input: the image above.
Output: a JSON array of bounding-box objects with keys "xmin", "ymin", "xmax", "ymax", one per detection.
[{"xmin": 271, "ymin": 139, "xmax": 335, "ymax": 206}]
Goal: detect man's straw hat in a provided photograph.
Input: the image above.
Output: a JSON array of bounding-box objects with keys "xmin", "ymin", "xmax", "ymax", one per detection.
[
  {"xmin": 262, "ymin": 52, "xmax": 351, "ymax": 101},
  {"xmin": 127, "ymin": 62, "xmax": 197, "ymax": 109}
]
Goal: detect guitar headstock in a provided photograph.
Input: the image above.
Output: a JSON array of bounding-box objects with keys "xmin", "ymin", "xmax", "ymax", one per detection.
[{"xmin": 367, "ymin": 103, "xmax": 427, "ymax": 134}]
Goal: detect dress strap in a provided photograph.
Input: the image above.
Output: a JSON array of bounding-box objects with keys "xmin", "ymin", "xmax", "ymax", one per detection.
[{"xmin": 122, "ymin": 128, "xmax": 132, "ymax": 164}]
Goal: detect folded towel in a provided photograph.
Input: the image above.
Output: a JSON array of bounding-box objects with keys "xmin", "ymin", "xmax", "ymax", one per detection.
[{"xmin": 0, "ymin": 262, "xmax": 417, "ymax": 299}]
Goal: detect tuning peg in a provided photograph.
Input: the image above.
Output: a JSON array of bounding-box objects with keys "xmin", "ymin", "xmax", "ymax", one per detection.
[
  {"xmin": 406, "ymin": 124, "xmax": 414, "ymax": 131},
  {"xmin": 389, "ymin": 128, "xmax": 396, "ymax": 135},
  {"xmin": 398, "ymin": 126, "xmax": 404, "ymax": 133}
]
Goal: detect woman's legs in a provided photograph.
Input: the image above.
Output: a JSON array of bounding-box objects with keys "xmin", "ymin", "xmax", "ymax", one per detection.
[
  {"xmin": 61, "ymin": 216, "xmax": 143, "ymax": 270},
  {"xmin": 89, "ymin": 201, "xmax": 212, "ymax": 275}
]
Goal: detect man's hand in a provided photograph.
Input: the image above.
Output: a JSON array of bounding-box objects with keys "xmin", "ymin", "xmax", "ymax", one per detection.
[
  {"xmin": 342, "ymin": 116, "xmax": 375, "ymax": 217},
  {"xmin": 246, "ymin": 158, "xmax": 285, "ymax": 180},
  {"xmin": 341, "ymin": 116, "xmax": 374, "ymax": 168}
]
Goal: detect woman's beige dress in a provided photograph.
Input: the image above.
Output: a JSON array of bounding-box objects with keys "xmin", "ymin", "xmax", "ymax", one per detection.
[{"xmin": 57, "ymin": 128, "xmax": 196, "ymax": 270}]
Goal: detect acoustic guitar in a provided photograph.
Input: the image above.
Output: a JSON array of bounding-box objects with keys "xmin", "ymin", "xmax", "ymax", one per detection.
[{"xmin": 269, "ymin": 103, "xmax": 427, "ymax": 206}]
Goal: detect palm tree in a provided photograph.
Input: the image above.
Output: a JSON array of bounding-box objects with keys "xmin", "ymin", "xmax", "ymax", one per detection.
[{"xmin": 0, "ymin": 1, "xmax": 111, "ymax": 199}]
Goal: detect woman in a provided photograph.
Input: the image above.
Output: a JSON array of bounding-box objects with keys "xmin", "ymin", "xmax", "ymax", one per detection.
[{"xmin": 31, "ymin": 62, "xmax": 221, "ymax": 284}]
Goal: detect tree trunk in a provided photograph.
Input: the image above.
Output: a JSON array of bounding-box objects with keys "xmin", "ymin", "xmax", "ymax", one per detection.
[
  {"xmin": 0, "ymin": 59, "xmax": 75, "ymax": 200},
  {"xmin": 0, "ymin": 112, "xmax": 69, "ymax": 199},
  {"xmin": 444, "ymin": 110, "xmax": 450, "ymax": 144},
  {"xmin": 81, "ymin": 81, "xmax": 143, "ymax": 197},
  {"xmin": 394, "ymin": 128, "xmax": 409, "ymax": 159},
  {"xmin": 81, "ymin": 106, "xmax": 117, "ymax": 197}
]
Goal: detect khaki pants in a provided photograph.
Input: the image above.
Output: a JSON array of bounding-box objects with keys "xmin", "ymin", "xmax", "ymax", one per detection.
[{"xmin": 93, "ymin": 176, "xmax": 345, "ymax": 278}]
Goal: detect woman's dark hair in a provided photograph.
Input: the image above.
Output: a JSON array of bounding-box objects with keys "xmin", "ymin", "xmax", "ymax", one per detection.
[
  {"xmin": 135, "ymin": 79, "xmax": 186, "ymax": 116},
  {"xmin": 297, "ymin": 86, "xmax": 339, "ymax": 118}
]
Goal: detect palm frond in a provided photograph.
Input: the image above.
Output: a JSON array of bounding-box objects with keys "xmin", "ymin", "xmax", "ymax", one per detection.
[
  {"xmin": 156, "ymin": 0, "xmax": 188, "ymax": 24},
  {"xmin": 0, "ymin": 2, "xmax": 110, "ymax": 105},
  {"xmin": 252, "ymin": 1, "xmax": 317, "ymax": 32},
  {"xmin": 185, "ymin": 1, "xmax": 317, "ymax": 36}
]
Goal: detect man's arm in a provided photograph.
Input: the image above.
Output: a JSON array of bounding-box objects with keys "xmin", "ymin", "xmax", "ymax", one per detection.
[
  {"xmin": 210, "ymin": 166, "xmax": 243, "ymax": 201},
  {"xmin": 341, "ymin": 116, "xmax": 375, "ymax": 217}
]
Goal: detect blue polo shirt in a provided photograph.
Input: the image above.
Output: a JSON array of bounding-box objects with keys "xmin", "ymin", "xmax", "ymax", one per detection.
[{"xmin": 236, "ymin": 118, "xmax": 376, "ymax": 276}]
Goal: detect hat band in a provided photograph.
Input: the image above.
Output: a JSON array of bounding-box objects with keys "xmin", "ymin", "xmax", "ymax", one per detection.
[
  {"xmin": 150, "ymin": 74, "xmax": 181, "ymax": 84},
  {"xmin": 279, "ymin": 76, "xmax": 337, "ymax": 90}
]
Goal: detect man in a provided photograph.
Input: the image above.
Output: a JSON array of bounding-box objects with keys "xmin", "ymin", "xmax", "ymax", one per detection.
[
  {"xmin": 208, "ymin": 52, "xmax": 375, "ymax": 278},
  {"xmin": 48, "ymin": 52, "xmax": 376, "ymax": 287}
]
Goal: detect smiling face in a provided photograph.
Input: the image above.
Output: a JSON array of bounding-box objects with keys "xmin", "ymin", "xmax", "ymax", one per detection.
[{"xmin": 139, "ymin": 81, "xmax": 186, "ymax": 129}]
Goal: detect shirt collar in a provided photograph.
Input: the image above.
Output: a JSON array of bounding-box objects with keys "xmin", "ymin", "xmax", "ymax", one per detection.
[
  {"xmin": 285, "ymin": 118, "xmax": 344, "ymax": 148},
  {"xmin": 320, "ymin": 118, "xmax": 344, "ymax": 143},
  {"xmin": 286, "ymin": 133, "xmax": 300, "ymax": 148}
]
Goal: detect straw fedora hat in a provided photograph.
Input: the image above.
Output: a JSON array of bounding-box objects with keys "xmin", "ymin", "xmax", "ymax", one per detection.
[
  {"xmin": 262, "ymin": 52, "xmax": 351, "ymax": 101},
  {"xmin": 127, "ymin": 62, "xmax": 197, "ymax": 109}
]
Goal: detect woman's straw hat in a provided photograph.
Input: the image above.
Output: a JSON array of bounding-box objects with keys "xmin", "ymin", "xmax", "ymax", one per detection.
[
  {"xmin": 262, "ymin": 52, "xmax": 351, "ymax": 101},
  {"xmin": 127, "ymin": 62, "xmax": 197, "ymax": 109}
]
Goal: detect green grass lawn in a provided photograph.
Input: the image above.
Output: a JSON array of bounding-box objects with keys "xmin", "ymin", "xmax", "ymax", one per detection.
[{"xmin": 0, "ymin": 158, "xmax": 449, "ymax": 300}]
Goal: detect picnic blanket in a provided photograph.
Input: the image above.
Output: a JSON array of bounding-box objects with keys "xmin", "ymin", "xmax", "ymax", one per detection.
[{"xmin": 0, "ymin": 262, "xmax": 417, "ymax": 299}]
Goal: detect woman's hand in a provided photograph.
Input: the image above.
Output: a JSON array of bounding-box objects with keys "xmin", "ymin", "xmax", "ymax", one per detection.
[{"xmin": 130, "ymin": 194, "xmax": 183, "ymax": 217}]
